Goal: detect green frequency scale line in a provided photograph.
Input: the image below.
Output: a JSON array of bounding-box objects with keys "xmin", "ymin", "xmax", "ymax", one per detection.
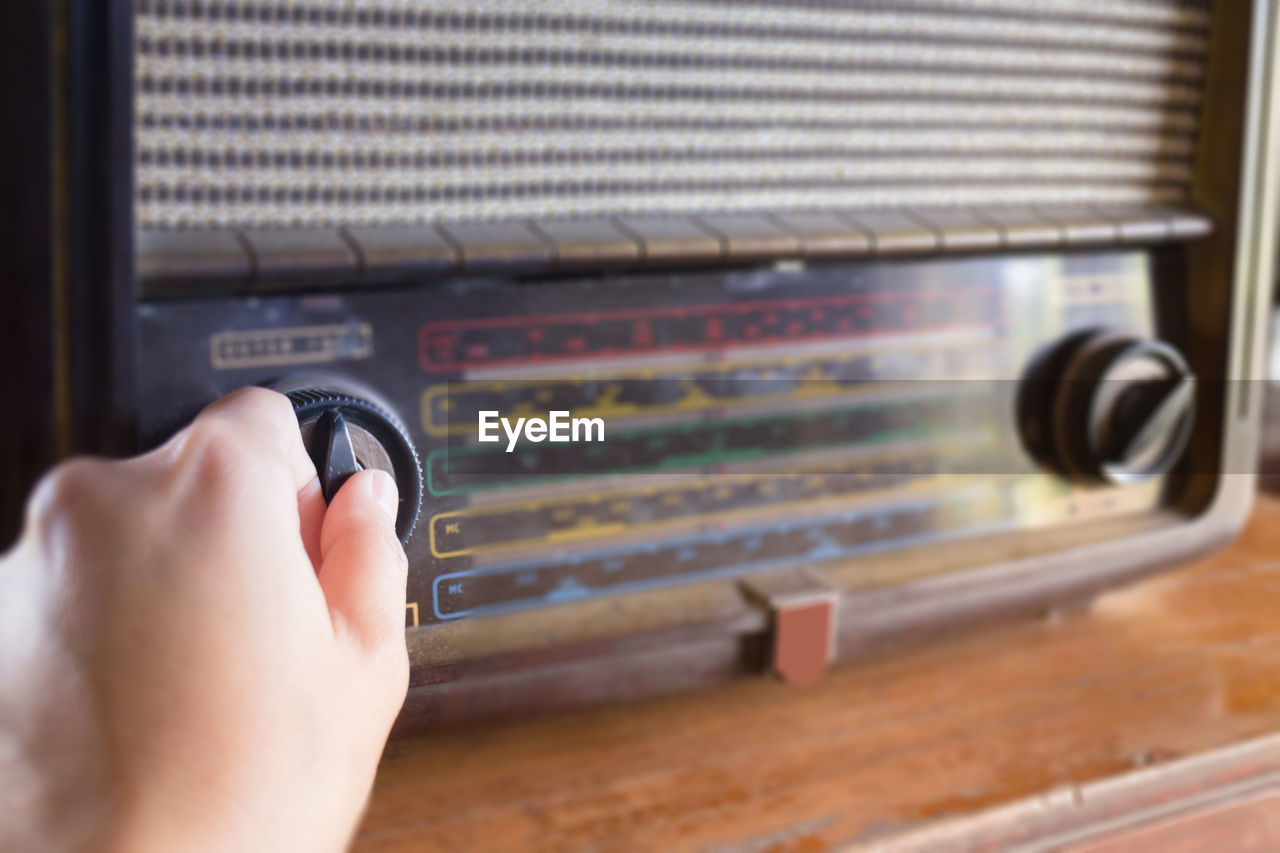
[{"xmin": 425, "ymin": 392, "xmax": 995, "ymax": 496}]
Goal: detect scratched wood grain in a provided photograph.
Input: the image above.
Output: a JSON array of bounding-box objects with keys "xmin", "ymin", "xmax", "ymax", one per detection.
[{"xmin": 355, "ymin": 495, "xmax": 1280, "ymax": 852}]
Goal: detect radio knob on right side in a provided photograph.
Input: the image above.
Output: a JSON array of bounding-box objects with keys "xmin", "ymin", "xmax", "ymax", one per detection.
[{"xmin": 1017, "ymin": 330, "xmax": 1196, "ymax": 486}]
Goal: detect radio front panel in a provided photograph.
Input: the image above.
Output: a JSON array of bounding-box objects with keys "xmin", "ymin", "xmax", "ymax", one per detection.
[{"xmin": 136, "ymin": 249, "xmax": 1170, "ymax": 637}]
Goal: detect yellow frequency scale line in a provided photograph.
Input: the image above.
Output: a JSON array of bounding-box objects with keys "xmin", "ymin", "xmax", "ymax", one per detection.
[
  {"xmin": 420, "ymin": 340, "xmax": 998, "ymax": 436},
  {"xmin": 428, "ymin": 444, "xmax": 987, "ymax": 559}
]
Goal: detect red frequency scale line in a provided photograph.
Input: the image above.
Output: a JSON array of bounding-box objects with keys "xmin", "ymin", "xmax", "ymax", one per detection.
[{"xmin": 418, "ymin": 286, "xmax": 994, "ymax": 373}]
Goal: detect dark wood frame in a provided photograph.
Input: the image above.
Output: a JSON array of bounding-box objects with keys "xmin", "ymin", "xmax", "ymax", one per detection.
[
  {"xmin": 0, "ymin": 0, "xmax": 136, "ymax": 548},
  {"xmin": 0, "ymin": 2, "xmax": 57, "ymax": 549},
  {"xmin": 60, "ymin": 0, "xmax": 137, "ymax": 458}
]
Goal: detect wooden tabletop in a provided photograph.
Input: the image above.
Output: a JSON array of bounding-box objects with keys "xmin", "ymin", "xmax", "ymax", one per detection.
[{"xmin": 355, "ymin": 495, "xmax": 1280, "ymax": 851}]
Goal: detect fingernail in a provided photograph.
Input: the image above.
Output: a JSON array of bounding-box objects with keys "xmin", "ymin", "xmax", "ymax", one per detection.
[{"xmin": 369, "ymin": 469, "xmax": 399, "ymax": 522}]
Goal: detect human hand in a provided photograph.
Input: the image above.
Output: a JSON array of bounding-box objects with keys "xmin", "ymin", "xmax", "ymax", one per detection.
[{"xmin": 0, "ymin": 387, "xmax": 409, "ymax": 852}]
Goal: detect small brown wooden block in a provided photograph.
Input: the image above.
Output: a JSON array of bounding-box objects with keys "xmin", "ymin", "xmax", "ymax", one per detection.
[
  {"xmin": 741, "ymin": 570, "xmax": 838, "ymax": 686},
  {"xmin": 773, "ymin": 598, "xmax": 836, "ymax": 686}
]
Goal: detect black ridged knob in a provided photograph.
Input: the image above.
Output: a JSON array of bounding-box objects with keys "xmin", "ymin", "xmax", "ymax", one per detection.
[
  {"xmin": 1017, "ymin": 329, "xmax": 1195, "ymax": 486},
  {"xmin": 282, "ymin": 387, "xmax": 422, "ymax": 543}
]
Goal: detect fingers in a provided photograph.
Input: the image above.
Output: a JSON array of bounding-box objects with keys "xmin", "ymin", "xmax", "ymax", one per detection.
[
  {"xmin": 296, "ymin": 476, "xmax": 326, "ymax": 571},
  {"xmin": 187, "ymin": 388, "xmax": 327, "ymax": 566},
  {"xmin": 316, "ymin": 469, "xmax": 408, "ymax": 651},
  {"xmin": 192, "ymin": 387, "xmax": 317, "ymax": 494}
]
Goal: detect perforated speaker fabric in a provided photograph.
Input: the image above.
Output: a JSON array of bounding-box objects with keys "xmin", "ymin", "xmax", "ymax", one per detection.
[{"xmin": 134, "ymin": 0, "xmax": 1212, "ymax": 230}]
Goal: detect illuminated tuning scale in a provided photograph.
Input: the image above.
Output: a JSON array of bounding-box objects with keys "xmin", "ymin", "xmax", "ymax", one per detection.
[
  {"xmin": 433, "ymin": 482, "xmax": 1013, "ymax": 620},
  {"xmin": 420, "ymin": 336, "xmax": 1002, "ymax": 436},
  {"xmin": 425, "ymin": 392, "xmax": 1004, "ymax": 495},
  {"xmin": 418, "ymin": 284, "xmax": 1000, "ymax": 373},
  {"xmin": 429, "ymin": 440, "xmax": 997, "ymax": 560},
  {"xmin": 415, "ymin": 275, "xmax": 1020, "ymax": 618}
]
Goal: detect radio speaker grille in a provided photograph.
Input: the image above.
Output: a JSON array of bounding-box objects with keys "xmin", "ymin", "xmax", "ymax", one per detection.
[{"xmin": 134, "ymin": 0, "xmax": 1212, "ymax": 230}]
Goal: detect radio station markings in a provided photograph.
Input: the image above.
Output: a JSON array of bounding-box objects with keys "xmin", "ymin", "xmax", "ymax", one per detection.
[
  {"xmin": 420, "ymin": 343, "xmax": 998, "ymax": 436},
  {"xmin": 431, "ymin": 484, "xmax": 1012, "ymax": 620},
  {"xmin": 429, "ymin": 450, "xmax": 951, "ymax": 558},
  {"xmin": 419, "ymin": 286, "xmax": 999, "ymax": 373},
  {"xmin": 425, "ymin": 393, "xmax": 993, "ymax": 496}
]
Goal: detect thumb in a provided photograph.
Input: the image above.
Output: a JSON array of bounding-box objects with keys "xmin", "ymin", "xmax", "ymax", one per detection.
[{"xmin": 317, "ymin": 469, "xmax": 409, "ymax": 652}]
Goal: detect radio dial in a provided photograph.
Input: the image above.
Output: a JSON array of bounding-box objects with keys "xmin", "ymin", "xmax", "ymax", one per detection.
[
  {"xmin": 1018, "ymin": 330, "xmax": 1195, "ymax": 485},
  {"xmin": 281, "ymin": 386, "xmax": 422, "ymax": 543}
]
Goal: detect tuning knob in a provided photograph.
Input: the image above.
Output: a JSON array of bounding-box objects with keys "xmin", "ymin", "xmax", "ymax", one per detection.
[
  {"xmin": 1017, "ymin": 330, "xmax": 1195, "ymax": 485},
  {"xmin": 277, "ymin": 384, "xmax": 422, "ymax": 543}
]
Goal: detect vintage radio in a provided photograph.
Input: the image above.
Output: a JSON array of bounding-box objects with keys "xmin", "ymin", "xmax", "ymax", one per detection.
[{"xmin": 6, "ymin": 0, "xmax": 1279, "ymax": 727}]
